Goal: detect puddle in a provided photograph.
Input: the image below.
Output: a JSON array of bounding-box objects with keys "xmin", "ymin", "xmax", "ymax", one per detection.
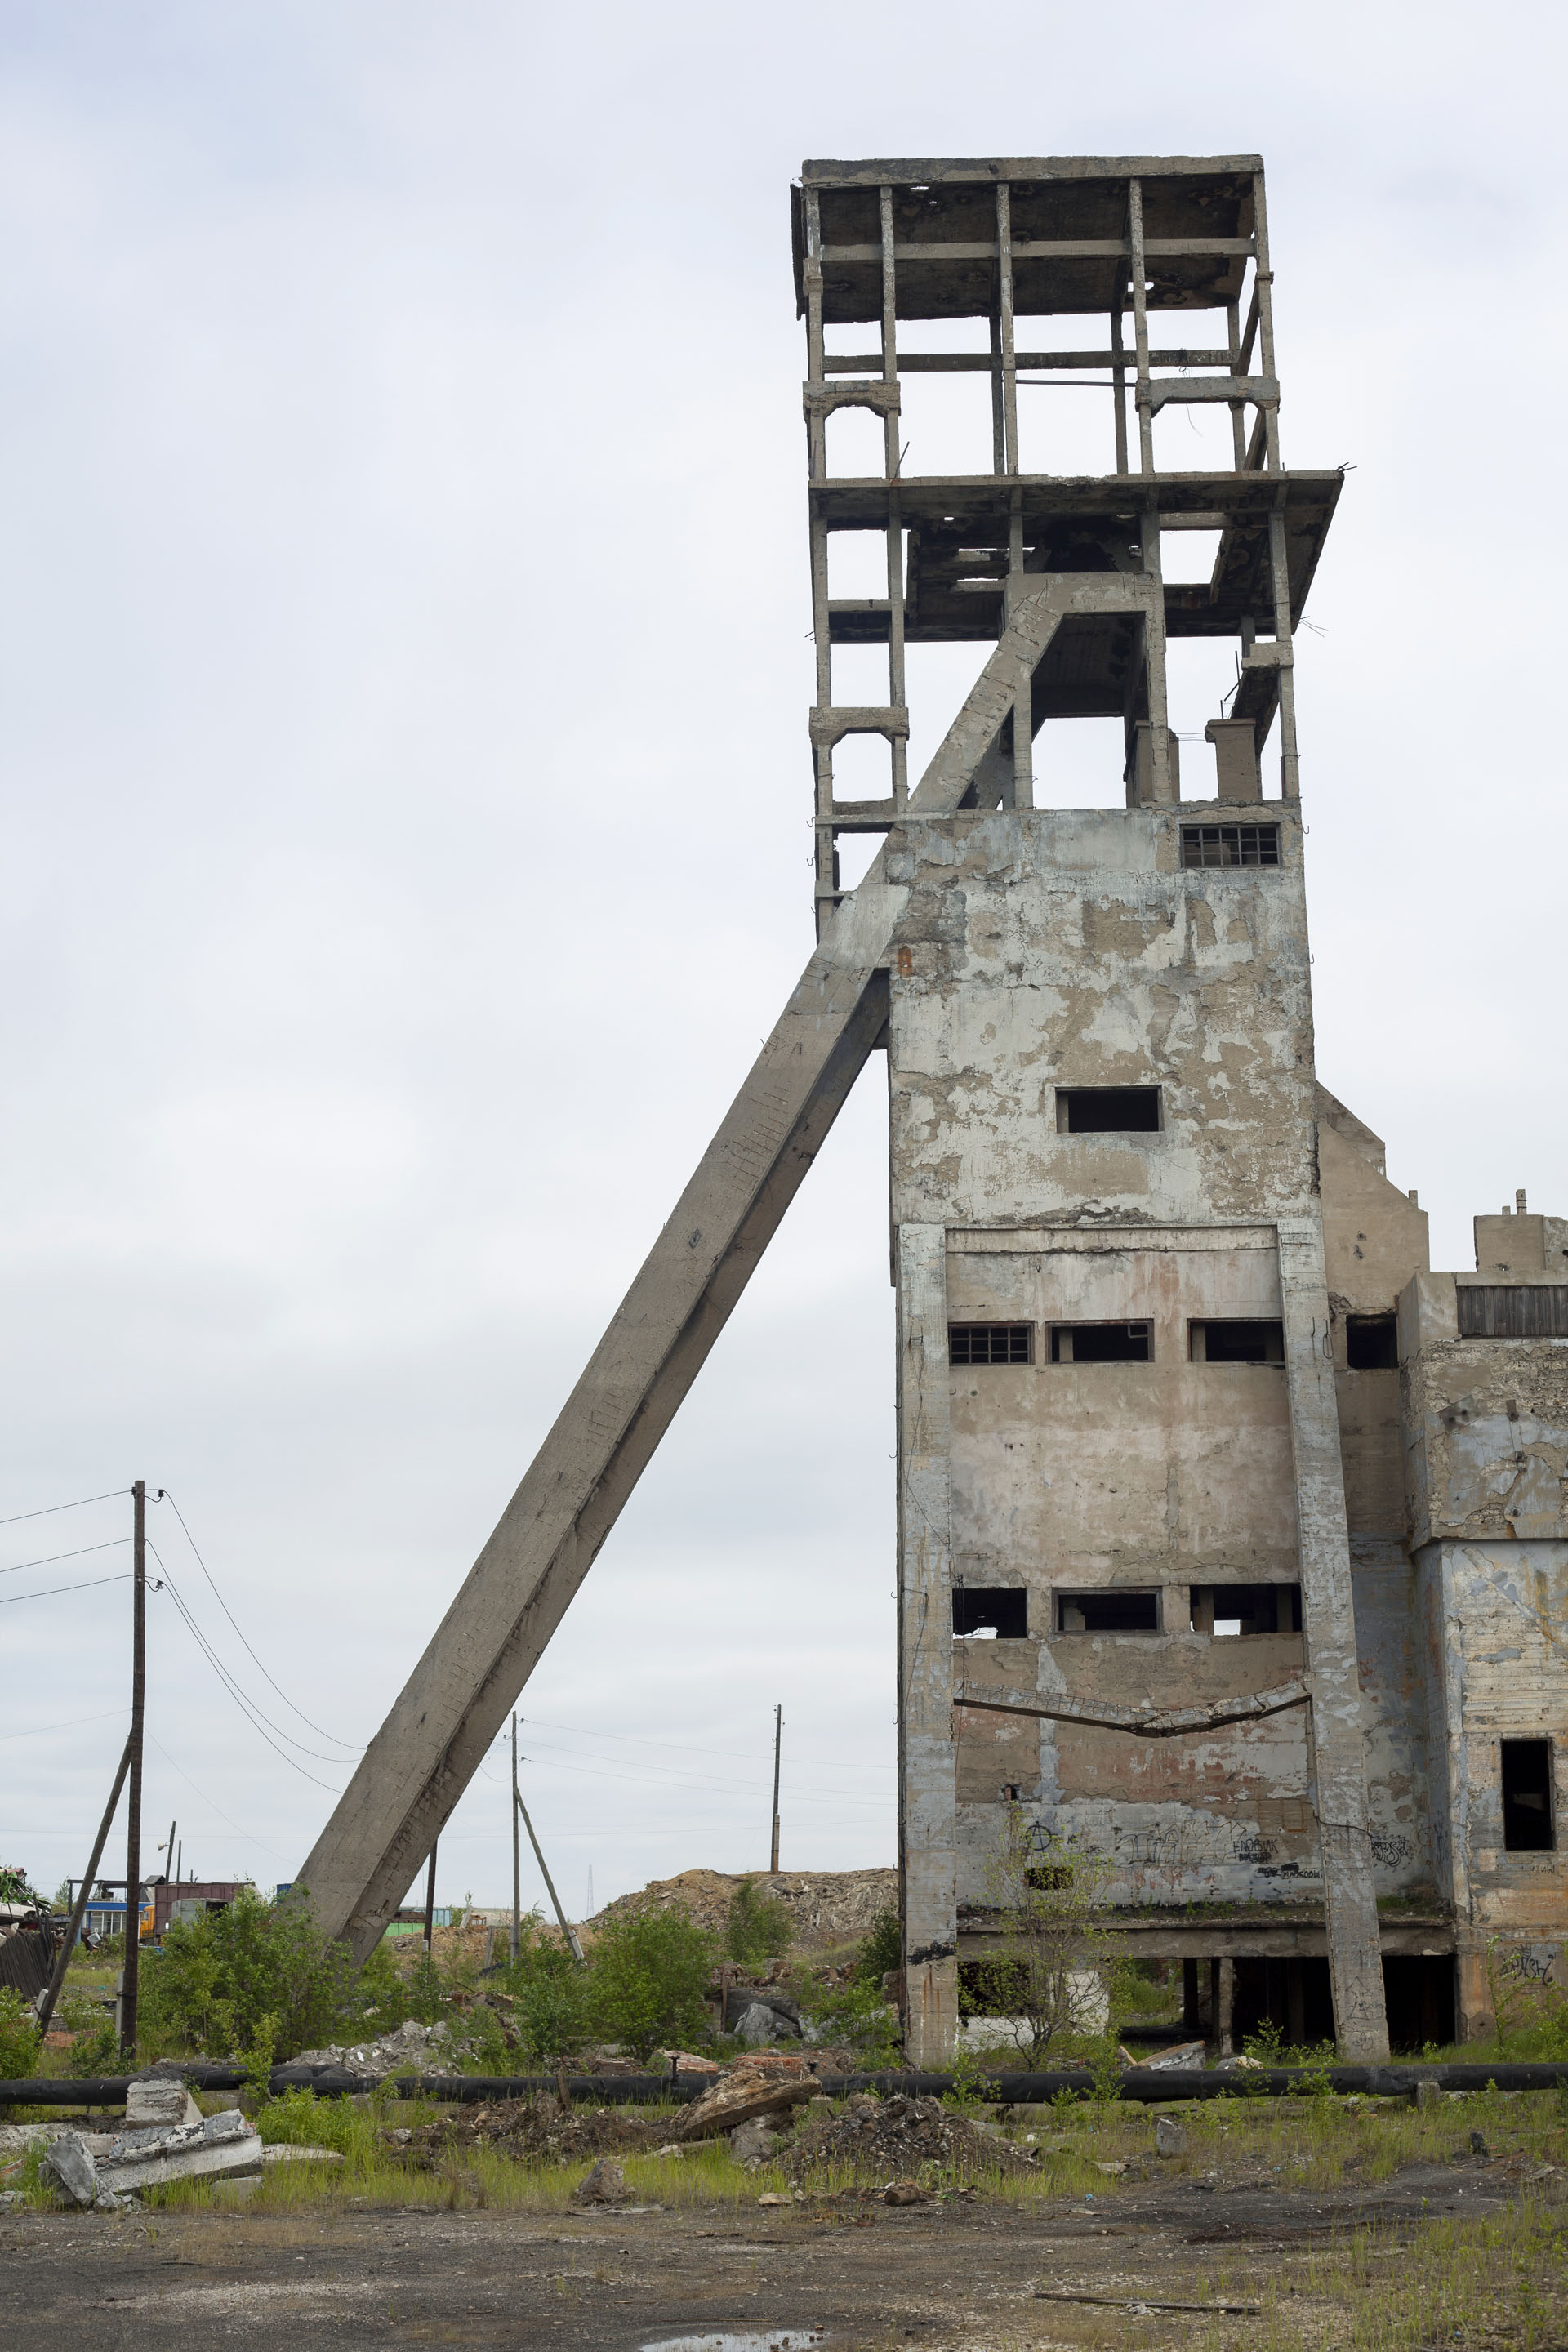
[{"xmin": 640, "ymin": 2335, "xmax": 826, "ymax": 2351}]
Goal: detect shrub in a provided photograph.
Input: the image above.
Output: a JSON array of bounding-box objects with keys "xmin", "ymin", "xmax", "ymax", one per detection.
[
  {"xmin": 799, "ymin": 1969, "xmax": 902, "ymax": 2065},
  {"xmin": 493, "ymin": 1918, "xmax": 589, "ymax": 2060},
  {"xmin": 858, "ymin": 1907, "xmax": 902, "ymax": 1982},
  {"xmin": 586, "ymin": 1904, "xmax": 717, "ymax": 2060},
  {"xmin": 724, "ymin": 1877, "xmax": 794, "ymax": 1967},
  {"xmin": 0, "ymin": 1986, "xmax": 40, "ymax": 2078},
  {"xmin": 137, "ymin": 1886, "xmax": 408, "ymax": 2062}
]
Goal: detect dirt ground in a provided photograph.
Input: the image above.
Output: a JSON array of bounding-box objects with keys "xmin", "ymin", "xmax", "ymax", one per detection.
[{"xmin": 3, "ymin": 2144, "xmax": 1563, "ymax": 2352}]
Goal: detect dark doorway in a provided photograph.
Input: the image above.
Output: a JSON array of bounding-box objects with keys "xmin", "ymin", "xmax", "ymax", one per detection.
[
  {"xmin": 1382, "ymin": 1956, "xmax": 1455, "ymax": 2051},
  {"xmin": 1232, "ymin": 1957, "xmax": 1335, "ymax": 2051}
]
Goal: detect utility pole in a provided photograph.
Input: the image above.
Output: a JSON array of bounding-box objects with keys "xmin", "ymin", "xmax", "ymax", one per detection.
[
  {"xmin": 122, "ymin": 1479, "xmax": 146, "ymax": 2056},
  {"xmin": 514, "ymin": 1785, "xmax": 584, "ymax": 1962},
  {"xmin": 422, "ymin": 1842, "xmax": 438, "ymax": 1956},
  {"xmin": 769, "ymin": 1703, "xmax": 782, "ymax": 1875},
  {"xmin": 510, "ymin": 1712, "xmax": 521, "ymax": 1964}
]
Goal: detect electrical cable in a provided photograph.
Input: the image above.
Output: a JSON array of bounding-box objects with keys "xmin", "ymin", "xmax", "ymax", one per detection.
[
  {"xmin": 149, "ymin": 1545, "xmax": 344, "ymax": 1793},
  {"xmin": 0, "ymin": 1488, "xmax": 130, "ymax": 1528},
  {"xmin": 146, "ymin": 1733, "xmax": 302, "ymax": 1869},
  {"xmin": 0, "ymin": 1707, "xmax": 130, "ymax": 1743},
  {"xmin": 0, "ymin": 1537, "xmax": 130, "ymax": 1577},
  {"xmin": 507, "ymin": 1713, "xmax": 893, "ymax": 1773},
  {"xmin": 0, "ymin": 1573, "xmax": 135, "ymax": 1606},
  {"xmin": 157, "ymin": 1491, "xmax": 360, "ymax": 1751}
]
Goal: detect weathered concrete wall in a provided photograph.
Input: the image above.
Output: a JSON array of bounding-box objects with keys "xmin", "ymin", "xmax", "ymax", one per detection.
[
  {"xmin": 889, "ymin": 806, "xmax": 1390, "ymax": 2053},
  {"xmin": 1419, "ymin": 1537, "xmax": 1568, "ymax": 2033},
  {"xmin": 1401, "ymin": 1277, "xmax": 1568, "ymax": 1548}
]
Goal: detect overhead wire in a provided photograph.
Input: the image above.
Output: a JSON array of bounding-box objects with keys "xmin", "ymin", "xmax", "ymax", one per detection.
[
  {"xmin": 149, "ymin": 1543, "xmax": 344, "ymax": 1793},
  {"xmin": 0, "ymin": 1573, "xmax": 136, "ymax": 1606},
  {"xmin": 0, "ymin": 1537, "xmax": 130, "ymax": 1577},
  {"xmin": 0, "ymin": 1488, "xmax": 131, "ymax": 1528},
  {"xmin": 157, "ymin": 1490, "xmax": 361, "ymax": 1753}
]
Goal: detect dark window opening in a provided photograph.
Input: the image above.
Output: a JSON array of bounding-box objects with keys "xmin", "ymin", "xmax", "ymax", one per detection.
[
  {"xmin": 1056, "ymin": 1588, "xmax": 1159, "ymax": 1634},
  {"xmin": 1056, "ymin": 1086, "xmax": 1161, "ymax": 1134},
  {"xmin": 1229, "ymin": 1957, "xmax": 1334, "ymax": 2049},
  {"xmin": 1501, "ymin": 1739, "xmax": 1555, "ymax": 1852},
  {"xmin": 1458, "ymin": 1286, "xmax": 1568, "ymax": 1340},
  {"xmin": 1191, "ymin": 1320, "xmax": 1285, "ymax": 1364},
  {"xmin": 1181, "ymin": 822, "xmax": 1281, "ymax": 870},
  {"xmin": 953, "ymin": 1586, "xmax": 1028, "ymax": 1640},
  {"xmin": 1050, "ymin": 1322, "xmax": 1152, "ymax": 1363},
  {"xmin": 1382, "ymin": 1956, "xmax": 1455, "ymax": 2054},
  {"xmin": 949, "ymin": 1322, "xmax": 1033, "ymax": 1365},
  {"xmin": 1190, "ymin": 1583, "xmax": 1302, "ymax": 1635},
  {"xmin": 1346, "ymin": 1314, "xmax": 1399, "ymax": 1369}
]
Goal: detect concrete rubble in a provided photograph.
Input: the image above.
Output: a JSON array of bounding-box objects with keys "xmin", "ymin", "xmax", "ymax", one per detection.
[
  {"xmin": 38, "ymin": 2108, "xmax": 261, "ymax": 2207},
  {"xmin": 675, "ymin": 2053, "xmax": 821, "ymax": 2143},
  {"xmin": 290, "ymin": 2016, "xmax": 452, "ymax": 2078}
]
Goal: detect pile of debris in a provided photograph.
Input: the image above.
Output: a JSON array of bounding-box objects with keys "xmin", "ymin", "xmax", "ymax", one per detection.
[
  {"xmin": 785, "ymin": 2091, "xmax": 1035, "ymax": 2185},
  {"xmin": 290, "ymin": 2017, "xmax": 461, "ymax": 2078},
  {"xmin": 397, "ymin": 2090, "xmax": 664, "ymax": 2169},
  {"xmin": 590, "ymin": 1867, "xmax": 898, "ymax": 1952}
]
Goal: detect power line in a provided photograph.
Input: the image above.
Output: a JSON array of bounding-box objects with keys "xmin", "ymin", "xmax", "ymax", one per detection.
[
  {"xmin": 0, "ymin": 1537, "xmax": 130, "ymax": 1578},
  {"xmin": 509, "ymin": 1713, "xmax": 894, "ymax": 1773},
  {"xmin": 0, "ymin": 1706, "xmax": 130, "ymax": 1743},
  {"xmin": 146, "ymin": 1733, "xmax": 301, "ymax": 1869},
  {"xmin": 0, "ymin": 1488, "xmax": 130, "ymax": 1529},
  {"xmin": 0, "ymin": 1573, "xmax": 135, "ymax": 1606},
  {"xmin": 149, "ymin": 1546, "xmax": 344, "ymax": 1793},
  {"xmin": 157, "ymin": 1491, "xmax": 360, "ymax": 1752}
]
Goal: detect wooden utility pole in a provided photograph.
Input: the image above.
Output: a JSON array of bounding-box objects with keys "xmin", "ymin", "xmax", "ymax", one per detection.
[
  {"xmin": 422, "ymin": 1842, "xmax": 438, "ymax": 1955},
  {"xmin": 121, "ymin": 1479, "xmax": 146, "ymax": 2056},
  {"xmin": 510, "ymin": 1712, "xmax": 521, "ymax": 1965},
  {"xmin": 37, "ymin": 1732, "xmax": 134, "ymax": 2041},
  {"xmin": 514, "ymin": 1785, "xmax": 584, "ymax": 1962},
  {"xmin": 769, "ymin": 1703, "xmax": 782, "ymax": 1874}
]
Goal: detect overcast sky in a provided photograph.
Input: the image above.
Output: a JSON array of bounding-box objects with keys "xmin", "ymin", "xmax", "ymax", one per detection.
[{"xmin": 3, "ymin": 2, "xmax": 1563, "ymax": 1927}]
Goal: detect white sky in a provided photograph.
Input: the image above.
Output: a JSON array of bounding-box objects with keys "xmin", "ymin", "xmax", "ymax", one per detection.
[{"xmin": 3, "ymin": 1, "xmax": 1563, "ymax": 1924}]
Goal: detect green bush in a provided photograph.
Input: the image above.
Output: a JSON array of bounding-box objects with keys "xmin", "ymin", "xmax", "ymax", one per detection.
[
  {"xmin": 586, "ymin": 1904, "xmax": 717, "ymax": 2060},
  {"xmin": 0, "ymin": 1987, "xmax": 40, "ymax": 2078},
  {"xmin": 858, "ymin": 1907, "xmax": 902, "ymax": 1981},
  {"xmin": 797, "ymin": 1969, "xmax": 902, "ymax": 2065},
  {"xmin": 137, "ymin": 1886, "xmax": 410, "ymax": 2062},
  {"xmin": 493, "ymin": 1918, "xmax": 589, "ymax": 2060},
  {"xmin": 724, "ymin": 1877, "xmax": 794, "ymax": 1967}
]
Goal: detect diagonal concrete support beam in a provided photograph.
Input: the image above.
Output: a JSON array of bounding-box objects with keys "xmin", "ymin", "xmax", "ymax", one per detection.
[{"xmin": 297, "ymin": 575, "xmax": 1142, "ymax": 1958}]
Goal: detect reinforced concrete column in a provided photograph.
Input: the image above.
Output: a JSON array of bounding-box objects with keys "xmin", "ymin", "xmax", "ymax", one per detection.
[
  {"xmin": 896, "ymin": 1222, "xmax": 959, "ymax": 2067},
  {"xmin": 1277, "ymin": 1216, "xmax": 1390, "ymax": 2060}
]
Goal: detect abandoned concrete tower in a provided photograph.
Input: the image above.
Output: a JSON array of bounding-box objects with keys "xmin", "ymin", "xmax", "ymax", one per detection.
[{"xmin": 296, "ymin": 154, "xmax": 1566, "ymax": 2069}]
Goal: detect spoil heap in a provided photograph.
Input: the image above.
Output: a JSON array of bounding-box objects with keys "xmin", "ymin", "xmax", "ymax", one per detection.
[{"xmin": 786, "ymin": 2091, "xmax": 1036, "ymax": 2184}]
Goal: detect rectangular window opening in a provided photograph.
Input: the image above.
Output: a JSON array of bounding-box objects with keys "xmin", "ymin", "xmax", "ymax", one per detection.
[
  {"xmin": 953, "ymin": 1586, "xmax": 1028, "ymax": 1640},
  {"xmin": 1181, "ymin": 822, "xmax": 1281, "ymax": 870},
  {"xmin": 1501, "ymin": 1738, "xmax": 1555, "ymax": 1852},
  {"xmin": 1346, "ymin": 1314, "xmax": 1399, "ymax": 1370},
  {"xmin": 1191, "ymin": 1320, "xmax": 1285, "ymax": 1365},
  {"xmin": 1189, "ymin": 1583, "xmax": 1303, "ymax": 1636},
  {"xmin": 1056, "ymin": 1588, "xmax": 1159, "ymax": 1635},
  {"xmin": 1050, "ymin": 1322, "xmax": 1152, "ymax": 1363},
  {"xmin": 950, "ymin": 1321, "xmax": 1033, "ymax": 1365},
  {"xmin": 1056, "ymin": 1086, "xmax": 1161, "ymax": 1134}
]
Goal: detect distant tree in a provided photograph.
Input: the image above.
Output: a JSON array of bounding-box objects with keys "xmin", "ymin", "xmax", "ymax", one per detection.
[{"xmin": 724, "ymin": 1876, "xmax": 794, "ymax": 1967}]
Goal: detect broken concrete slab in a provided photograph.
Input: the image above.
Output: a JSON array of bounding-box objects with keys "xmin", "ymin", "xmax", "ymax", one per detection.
[
  {"xmin": 1133, "ymin": 2041, "xmax": 1207, "ymax": 2073},
  {"xmin": 40, "ymin": 2132, "xmax": 97, "ymax": 2208},
  {"xmin": 93, "ymin": 2109, "xmax": 262, "ymax": 2196},
  {"xmin": 677, "ymin": 2056, "xmax": 821, "ymax": 2143},
  {"xmin": 124, "ymin": 2078, "xmax": 203, "ymax": 2131}
]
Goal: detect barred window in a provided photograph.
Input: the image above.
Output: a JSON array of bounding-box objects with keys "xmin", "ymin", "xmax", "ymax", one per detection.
[
  {"xmin": 1181, "ymin": 822, "xmax": 1281, "ymax": 870},
  {"xmin": 949, "ymin": 1322, "xmax": 1033, "ymax": 1365}
]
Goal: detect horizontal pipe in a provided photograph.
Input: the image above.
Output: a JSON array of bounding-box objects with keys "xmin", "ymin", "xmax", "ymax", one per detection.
[{"xmin": 7, "ymin": 2059, "xmax": 1568, "ymax": 2109}]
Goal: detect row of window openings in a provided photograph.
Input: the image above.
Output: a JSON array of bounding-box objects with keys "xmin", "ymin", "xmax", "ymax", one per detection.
[
  {"xmin": 951, "ymin": 1316, "xmax": 1400, "ymax": 1369},
  {"xmin": 953, "ymin": 1583, "xmax": 1303, "ymax": 1639}
]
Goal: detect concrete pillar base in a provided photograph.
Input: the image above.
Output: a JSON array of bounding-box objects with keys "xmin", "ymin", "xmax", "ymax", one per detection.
[{"xmin": 904, "ymin": 1956, "xmax": 959, "ymax": 2070}]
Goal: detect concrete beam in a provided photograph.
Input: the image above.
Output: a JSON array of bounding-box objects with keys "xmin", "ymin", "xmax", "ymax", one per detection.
[{"xmin": 1277, "ymin": 1216, "xmax": 1391, "ymax": 2059}]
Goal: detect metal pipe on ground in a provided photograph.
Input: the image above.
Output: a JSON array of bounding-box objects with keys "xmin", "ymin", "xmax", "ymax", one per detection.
[{"xmin": 7, "ymin": 2060, "xmax": 1568, "ymax": 2109}]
